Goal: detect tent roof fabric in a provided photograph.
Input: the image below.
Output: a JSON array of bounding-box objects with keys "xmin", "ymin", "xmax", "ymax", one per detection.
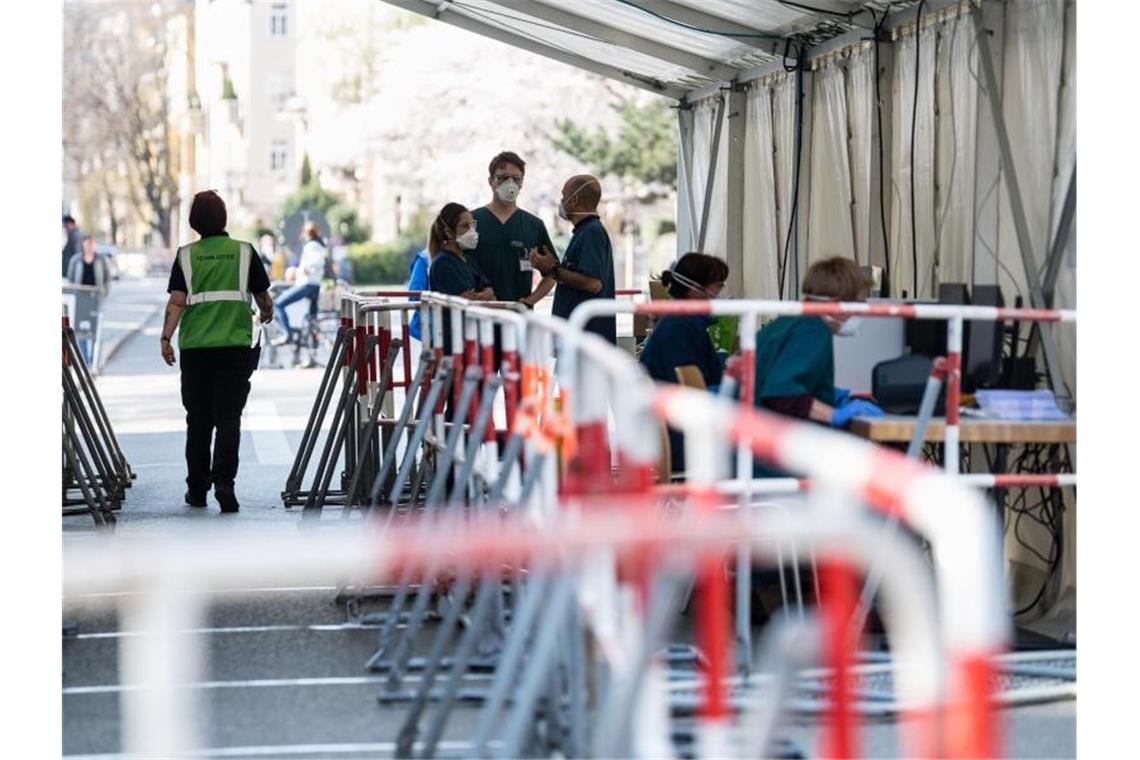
[{"xmin": 383, "ymin": 0, "xmax": 925, "ymax": 101}]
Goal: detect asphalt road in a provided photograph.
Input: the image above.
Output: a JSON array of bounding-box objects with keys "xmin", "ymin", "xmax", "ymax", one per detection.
[{"xmin": 62, "ymin": 279, "xmax": 1075, "ymax": 758}]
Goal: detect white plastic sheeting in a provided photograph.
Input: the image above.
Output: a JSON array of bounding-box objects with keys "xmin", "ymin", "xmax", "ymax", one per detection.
[
  {"xmin": 803, "ymin": 44, "xmax": 875, "ymax": 270},
  {"xmin": 686, "ymin": 95, "xmax": 729, "ymax": 261},
  {"xmin": 889, "ymin": 21, "xmax": 938, "ymax": 299},
  {"xmin": 806, "ymin": 56, "xmax": 856, "ymax": 266},
  {"xmin": 933, "ymin": 12, "xmax": 978, "ymax": 287},
  {"xmin": 742, "ymin": 73, "xmax": 796, "ymax": 299}
]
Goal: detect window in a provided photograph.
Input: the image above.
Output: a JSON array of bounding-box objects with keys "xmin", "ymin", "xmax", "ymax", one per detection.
[
  {"xmin": 270, "ymin": 141, "xmax": 288, "ymax": 173},
  {"xmin": 270, "ymin": 4, "xmax": 288, "ymax": 37}
]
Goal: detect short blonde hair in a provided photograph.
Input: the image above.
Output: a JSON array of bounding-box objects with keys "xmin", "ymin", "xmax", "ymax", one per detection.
[{"xmin": 801, "ymin": 257, "xmax": 874, "ymax": 301}]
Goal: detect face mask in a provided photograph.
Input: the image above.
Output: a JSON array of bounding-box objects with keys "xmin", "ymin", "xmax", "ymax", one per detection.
[
  {"xmin": 557, "ymin": 202, "xmax": 570, "ymax": 221},
  {"xmin": 456, "ymin": 228, "xmax": 479, "ymax": 250},
  {"xmin": 496, "ymin": 179, "xmax": 520, "ymax": 203},
  {"xmin": 835, "ymin": 316, "xmax": 863, "ymax": 337}
]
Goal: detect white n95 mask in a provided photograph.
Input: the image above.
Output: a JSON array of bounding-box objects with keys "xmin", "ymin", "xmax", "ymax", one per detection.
[
  {"xmin": 456, "ymin": 229, "xmax": 479, "ymax": 250},
  {"xmin": 496, "ymin": 179, "xmax": 520, "ymax": 203}
]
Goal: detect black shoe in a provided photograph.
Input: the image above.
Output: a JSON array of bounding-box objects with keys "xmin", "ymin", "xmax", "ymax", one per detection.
[
  {"xmin": 215, "ymin": 486, "xmax": 240, "ymax": 513},
  {"xmin": 185, "ymin": 490, "xmax": 208, "ymax": 508}
]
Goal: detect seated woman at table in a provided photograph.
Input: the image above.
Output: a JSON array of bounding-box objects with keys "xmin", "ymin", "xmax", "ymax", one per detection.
[
  {"xmin": 638, "ymin": 252, "xmax": 729, "ymax": 475},
  {"xmin": 752, "ymin": 256, "xmax": 886, "ymax": 435}
]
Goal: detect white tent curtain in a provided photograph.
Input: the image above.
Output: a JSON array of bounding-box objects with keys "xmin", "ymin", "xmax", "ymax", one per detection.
[
  {"xmin": 889, "ymin": 22, "xmax": 938, "ymax": 299},
  {"xmin": 771, "ymin": 74, "xmax": 797, "ymax": 299},
  {"xmin": 846, "ymin": 45, "xmax": 875, "ymax": 268},
  {"xmin": 806, "ymin": 55, "xmax": 856, "ymax": 266},
  {"xmin": 688, "ymin": 95, "xmax": 729, "ymax": 261},
  {"xmin": 742, "ymin": 73, "xmax": 795, "ymax": 299},
  {"xmin": 933, "ymin": 12, "xmax": 978, "ymax": 287}
]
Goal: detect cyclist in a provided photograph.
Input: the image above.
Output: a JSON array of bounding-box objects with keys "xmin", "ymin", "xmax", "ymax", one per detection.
[{"xmin": 272, "ymin": 222, "xmax": 326, "ymax": 345}]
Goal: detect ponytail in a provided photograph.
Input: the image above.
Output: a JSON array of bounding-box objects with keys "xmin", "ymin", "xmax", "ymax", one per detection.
[{"xmin": 428, "ymin": 202, "xmax": 468, "ymax": 256}]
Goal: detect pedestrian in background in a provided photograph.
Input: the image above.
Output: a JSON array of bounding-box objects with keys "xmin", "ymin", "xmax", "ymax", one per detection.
[
  {"xmin": 160, "ymin": 190, "xmax": 274, "ymax": 513},
  {"xmin": 66, "ymin": 234, "xmax": 111, "ymax": 298},
  {"xmin": 62, "ymin": 214, "xmax": 82, "ymax": 277},
  {"xmin": 407, "ymin": 246, "xmax": 430, "ymax": 341},
  {"xmin": 271, "ymin": 222, "xmax": 326, "ymax": 344}
]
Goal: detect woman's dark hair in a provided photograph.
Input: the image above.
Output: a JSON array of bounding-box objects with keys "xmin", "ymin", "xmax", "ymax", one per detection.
[
  {"xmin": 659, "ymin": 252, "xmax": 729, "ymax": 299},
  {"xmin": 428, "ymin": 202, "xmax": 468, "ymax": 256},
  {"xmin": 189, "ymin": 190, "xmax": 227, "ymax": 237}
]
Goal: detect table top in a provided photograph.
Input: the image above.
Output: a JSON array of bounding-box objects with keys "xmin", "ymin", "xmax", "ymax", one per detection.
[{"xmin": 849, "ymin": 415, "xmax": 1076, "ymax": 444}]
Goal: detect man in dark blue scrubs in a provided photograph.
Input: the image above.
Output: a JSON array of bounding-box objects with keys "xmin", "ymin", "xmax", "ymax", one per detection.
[{"xmin": 529, "ymin": 175, "xmax": 616, "ymax": 343}]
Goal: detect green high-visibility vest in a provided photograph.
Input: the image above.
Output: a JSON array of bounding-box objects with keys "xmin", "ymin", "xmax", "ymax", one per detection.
[{"xmin": 176, "ymin": 236, "xmax": 257, "ymax": 350}]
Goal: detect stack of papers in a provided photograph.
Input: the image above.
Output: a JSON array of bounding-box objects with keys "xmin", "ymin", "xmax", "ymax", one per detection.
[{"xmin": 973, "ymin": 390, "xmax": 1070, "ymax": 421}]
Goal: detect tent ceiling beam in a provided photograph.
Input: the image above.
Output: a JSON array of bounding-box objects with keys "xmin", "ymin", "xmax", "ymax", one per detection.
[
  {"xmin": 380, "ymin": 0, "xmax": 688, "ymax": 99},
  {"xmin": 634, "ymin": 0, "xmax": 790, "ymax": 53},
  {"xmin": 482, "ymin": 0, "xmax": 742, "ymax": 81}
]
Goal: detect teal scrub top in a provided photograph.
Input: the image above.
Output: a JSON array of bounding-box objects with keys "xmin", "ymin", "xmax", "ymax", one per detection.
[
  {"xmin": 752, "ymin": 315, "xmax": 836, "ymax": 477},
  {"xmin": 753, "ymin": 315, "xmax": 836, "ymax": 406},
  {"xmin": 469, "ymin": 206, "xmax": 555, "ymax": 302}
]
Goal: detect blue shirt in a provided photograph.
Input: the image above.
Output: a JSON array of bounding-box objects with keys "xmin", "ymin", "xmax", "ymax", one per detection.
[
  {"xmin": 639, "ymin": 314, "xmax": 724, "ymax": 473},
  {"xmin": 429, "ymin": 249, "xmax": 491, "ymax": 354},
  {"xmin": 407, "ymin": 248, "xmax": 430, "ymax": 341},
  {"xmin": 551, "ymin": 216, "xmax": 616, "ymax": 343}
]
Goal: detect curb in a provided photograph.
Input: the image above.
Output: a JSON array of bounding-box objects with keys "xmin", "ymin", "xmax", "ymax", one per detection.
[{"xmin": 96, "ymin": 304, "xmax": 163, "ymax": 374}]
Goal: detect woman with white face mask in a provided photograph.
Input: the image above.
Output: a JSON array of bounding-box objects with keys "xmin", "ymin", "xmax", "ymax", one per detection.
[
  {"xmin": 752, "ymin": 256, "xmax": 885, "ymax": 455},
  {"xmin": 638, "ymin": 252, "xmax": 730, "ymax": 474},
  {"xmin": 427, "ymin": 203, "xmax": 495, "ymax": 355}
]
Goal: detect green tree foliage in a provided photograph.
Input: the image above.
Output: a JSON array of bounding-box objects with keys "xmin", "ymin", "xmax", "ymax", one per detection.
[
  {"xmin": 299, "ymin": 153, "xmax": 313, "ymax": 187},
  {"xmin": 347, "ymin": 235, "xmax": 421, "ymax": 285},
  {"xmin": 328, "ymin": 204, "xmax": 371, "ymax": 245},
  {"xmin": 550, "ymin": 97, "xmax": 677, "ymax": 189},
  {"xmin": 278, "ymin": 182, "xmax": 370, "ymax": 244}
]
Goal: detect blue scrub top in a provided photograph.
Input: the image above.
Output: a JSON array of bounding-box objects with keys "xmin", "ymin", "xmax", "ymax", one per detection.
[
  {"xmin": 639, "ymin": 314, "xmax": 724, "ymax": 474},
  {"xmin": 429, "ymin": 250, "xmax": 491, "ymax": 354},
  {"xmin": 408, "ymin": 248, "xmax": 430, "ymax": 341},
  {"xmin": 551, "ymin": 216, "xmax": 616, "ymax": 343}
]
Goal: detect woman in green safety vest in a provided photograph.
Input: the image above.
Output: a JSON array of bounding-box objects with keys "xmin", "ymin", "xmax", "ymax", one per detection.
[{"xmin": 159, "ymin": 191, "xmax": 275, "ymax": 513}]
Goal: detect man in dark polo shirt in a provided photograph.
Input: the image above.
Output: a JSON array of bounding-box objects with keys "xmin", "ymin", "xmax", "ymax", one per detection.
[
  {"xmin": 529, "ymin": 175, "xmax": 616, "ymax": 343},
  {"xmin": 470, "ymin": 151, "xmax": 558, "ymax": 307}
]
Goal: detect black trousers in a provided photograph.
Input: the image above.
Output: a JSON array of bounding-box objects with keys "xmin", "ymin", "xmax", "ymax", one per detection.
[{"xmin": 180, "ymin": 346, "xmax": 259, "ymax": 494}]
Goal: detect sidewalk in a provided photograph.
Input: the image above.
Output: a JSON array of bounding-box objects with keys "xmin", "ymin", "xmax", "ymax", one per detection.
[{"xmin": 87, "ymin": 277, "xmax": 168, "ymax": 373}]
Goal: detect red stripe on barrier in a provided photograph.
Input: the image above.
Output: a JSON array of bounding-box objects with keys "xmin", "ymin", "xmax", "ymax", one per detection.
[
  {"xmin": 996, "ymin": 307, "xmax": 1061, "ymax": 322},
  {"xmin": 945, "ymin": 351, "xmax": 961, "ymax": 427},
  {"xmin": 503, "ymin": 350, "xmax": 520, "ymax": 433},
  {"xmin": 990, "ymin": 474, "xmax": 1062, "ymax": 488},
  {"xmin": 802, "ymin": 302, "xmax": 918, "ymax": 318},
  {"xmin": 401, "ymin": 321, "xmax": 412, "ymax": 391},
  {"xmin": 821, "ymin": 560, "xmax": 860, "ymax": 759},
  {"xmin": 945, "ymin": 651, "xmax": 1002, "ymax": 759},
  {"xmin": 931, "ymin": 356, "xmax": 949, "ymax": 381},
  {"xmin": 563, "ymin": 421, "xmax": 610, "ymax": 495},
  {"xmin": 633, "ymin": 301, "xmax": 712, "ymax": 316},
  {"xmin": 465, "ymin": 339, "xmax": 479, "ymax": 426},
  {"xmin": 859, "ymin": 448, "xmax": 925, "ymax": 520},
  {"xmin": 693, "ymin": 486, "xmax": 732, "ymax": 724}
]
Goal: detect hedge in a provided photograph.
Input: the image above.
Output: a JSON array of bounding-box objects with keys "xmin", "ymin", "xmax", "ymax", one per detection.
[{"xmin": 347, "ymin": 237, "xmax": 423, "ymax": 286}]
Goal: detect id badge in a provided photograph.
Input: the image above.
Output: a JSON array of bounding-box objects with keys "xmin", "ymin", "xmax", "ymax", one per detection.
[
  {"xmin": 512, "ymin": 240, "xmax": 532, "ymax": 272},
  {"xmin": 519, "ymin": 258, "xmax": 533, "ymax": 272}
]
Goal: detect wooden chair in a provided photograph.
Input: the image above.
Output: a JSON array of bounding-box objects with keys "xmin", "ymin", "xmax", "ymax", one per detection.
[{"xmin": 674, "ymin": 364, "xmax": 707, "ymax": 391}]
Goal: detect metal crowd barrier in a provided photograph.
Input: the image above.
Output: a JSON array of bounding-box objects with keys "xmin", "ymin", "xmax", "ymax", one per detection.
[
  {"xmin": 63, "ymin": 286, "xmax": 1059, "ymax": 758},
  {"xmin": 62, "ymin": 304, "xmax": 133, "ymax": 526}
]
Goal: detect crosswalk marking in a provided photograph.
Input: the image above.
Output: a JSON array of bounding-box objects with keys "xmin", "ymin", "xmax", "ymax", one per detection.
[{"xmin": 245, "ymin": 399, "xmax": 295, "ymax": 464}]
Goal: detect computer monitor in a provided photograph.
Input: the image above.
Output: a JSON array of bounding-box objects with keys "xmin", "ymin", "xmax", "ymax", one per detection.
[
  {"xmin": 966, "ymin": 284, "xmax": 1005, "ymax": 390},
  {"xmin": 833, "ymin": 299, "xmax": 907, "ymax": 394}
]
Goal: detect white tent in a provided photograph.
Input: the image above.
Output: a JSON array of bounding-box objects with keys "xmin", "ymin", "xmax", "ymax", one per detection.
[{"xmin": 384, "ymin": 0, "xmax": 1076, "ymax": 636}]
